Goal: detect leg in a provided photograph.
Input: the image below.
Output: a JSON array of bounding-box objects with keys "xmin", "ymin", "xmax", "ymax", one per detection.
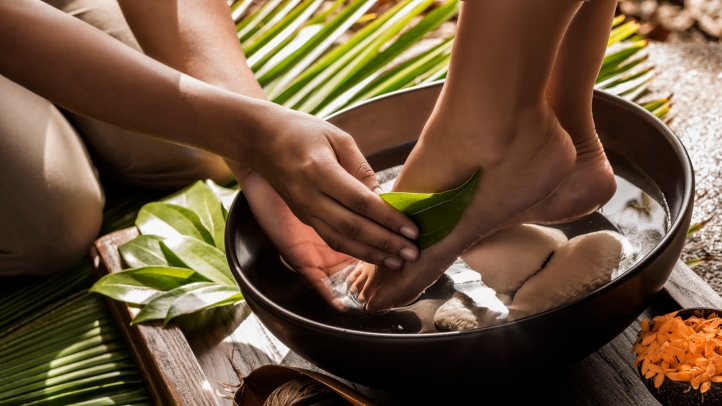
[
  {"xmin": 43, "ymin": 0, "xmax": 233, "ymax": 188},
  {"xmin": 0, "ymin": 75, "xmax": 104, "ymax": 275},
  {"xmin": 359, "ymin": 0, "xmax": 584, "ymax": 311},
  {"xmin": 514, "ymin": 0, "xmax": 619, "ymax": 224}
]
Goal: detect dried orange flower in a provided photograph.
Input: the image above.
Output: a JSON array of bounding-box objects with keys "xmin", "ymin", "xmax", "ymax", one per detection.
[{"xmin": 634, "ymin": 311, "xmax": 722, "ymax": 393}]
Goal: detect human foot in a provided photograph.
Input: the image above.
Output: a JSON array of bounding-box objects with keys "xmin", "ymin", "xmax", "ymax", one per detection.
[
  {"xmin": 507, "ymin": 133, "xmax": 617, "ymax": 225},
  {"xmin": 355, "ymin": 106, "xmax": 576, "ymax": 311}
]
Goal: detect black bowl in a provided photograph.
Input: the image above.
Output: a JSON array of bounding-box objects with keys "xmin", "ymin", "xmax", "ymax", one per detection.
[{"xmin": 226, "ymin": 83, "xmax": 694, "ymax": 390}]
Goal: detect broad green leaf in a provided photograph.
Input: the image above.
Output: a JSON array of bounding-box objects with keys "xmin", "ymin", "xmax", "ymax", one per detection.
[
  {"xmin": 160, "ymin": 236, "xmax": 235, "ymax": 286},
  {"xmin": 380, "ymin": 170, "xmax": 479, "ymax": 249},
  {"xmin": 90, "ymin": 267, "xmax": 197, "ymax": 305},
  {"xmin": 163, "ymin": 181, "xmax": 226, "ymax": 251},
  {"xmin": 163, "ymin": 285, "xmax": 243, "ymax": 325},
  {"xmin": 136, "ymin": 202, "xmax": 214, "ymax": 245},
  {"xmin": 256, "ymin": 0, "xmax": 377, "ymax": 86},
  {"xmin": 131, "ymin": 282, "xmax": 215, "ymax": 325},
  {"xmin": 205, "ymin": 180, "xmax": 239, "ymax": 218},
  {"xmin": 118, "ymin": 235, "xmax": 168, "ymax": 268}
]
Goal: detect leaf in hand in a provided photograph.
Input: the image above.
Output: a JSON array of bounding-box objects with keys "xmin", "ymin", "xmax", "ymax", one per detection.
[
  {"xmin": 90, "ymin": 267, "xmax": 196, "ymax": 305},
  {"xmin": 130, "ymin": 282, "xmax": 215, "ymax": 325},
  {"xmin": 119, "ymin": 235, "xmax": 168, "ymax": 268},
  {"xmin": 136, "ymin": 202, "xmax": 214, "ymax": 245},
  {"xmin": 164, "ymin": 181, "xmax": 227, "ymax": 252},
  {"xmin": 380, "ymin": 170, "xmax": 480, "ymax": 249},
  {"xmin": 163, "ymin": 285, "xmax": 243, "ymax": 326},
  {"xmin": 160, "ymin": 236, "xmax": 235, "ymax": 286}
]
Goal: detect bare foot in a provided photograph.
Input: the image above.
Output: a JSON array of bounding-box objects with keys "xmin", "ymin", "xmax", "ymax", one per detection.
[
  {"xmin": 508, "ymin": 133, "xmax": 616, "ymax": 225},
  {"xmin": 356, "ymin": 105, "xmax": 576, "ymax": 311}
]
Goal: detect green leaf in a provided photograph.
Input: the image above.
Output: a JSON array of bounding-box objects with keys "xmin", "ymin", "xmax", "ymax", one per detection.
[
  {"xmin": 118, "ymin": 235, "xmax": 168, "ymax": 268},
  {"xmin": 90, "ymin": 267, "xmax": 197, "ymax": 305},
  {"xmin": 159, "ymin": 236, "xmax": 235, "ymax": 286},
  {"xmin": 135, "ymin": 202, "xmax": 214, "ymax": 245},
  {"xmin": 163, "ymin": 181, "xmax": 227, "ymax": 251},
  {"xmin": 245, "ymin": 0, "xmax": 322, "ymax": 62},
  {"xmin": 608, "ymin": 21, "xmax": 640, "ymax": 46},
  {"xmin": 599, "ymin": 40, "xmax": 646, "ymax": 77},
  {"xmin": 380, "ymin": 170, "xmax": 479, "ymax": 249},
  {"xmin": 205, "ymin": 180, "xmax": 239, "ymax": 218},
  {"xmin": 236, "ymin": 0, "xmax": 284, "ymax": 42},
  {"xmin": 297, "ymin": 0, "xmax": 437, "ymax": 114},
  {"xmin": 348, "ymin": 37, "xmax": 454, "ymax": 106},
  {"xmin": 163, "ymin": 285, "xmax": 243, "ymax": 326},
  {"xmin": 231, "ymin": 0, "xmax": 254, "ymax": 22},
  {"xmin": 273, "ymin": 0, "xmax": 423, "ymax": 105},
  {"xmin": 130, "ymin": 282, "xmax": 215, "ymax": 325},
  {"xmin": 256, "ymin": 0, "xmax": 377, "ymax": 87}
]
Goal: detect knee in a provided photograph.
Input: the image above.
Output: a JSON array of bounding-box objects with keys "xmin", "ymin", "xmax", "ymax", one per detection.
[{"xmin": 0, "ymin": 188, "xmax": 103, "ymax": 276}]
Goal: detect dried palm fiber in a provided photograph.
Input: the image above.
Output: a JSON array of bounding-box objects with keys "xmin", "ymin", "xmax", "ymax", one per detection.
[{"xmin": 263, "ymin": 375, "xmax": 349, "ymax": 406}]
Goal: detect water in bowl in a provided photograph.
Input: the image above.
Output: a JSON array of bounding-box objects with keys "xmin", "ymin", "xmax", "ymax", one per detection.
[{"xmin": 280, "ymin": 150, "xmax": 669, "ymax": 334}]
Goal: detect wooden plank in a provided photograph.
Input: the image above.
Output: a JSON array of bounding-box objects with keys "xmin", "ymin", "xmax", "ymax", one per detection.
[
  {"xmin": 664, "ymin": 260, "xmax": 722, "ymax": 309},
  {"xmin": 93, "ymin": 229, "xmax": 722, "ymax": 405},
  {"xmin": 92, "ymin": 228, "xmax": 221, "ymax": 406}
]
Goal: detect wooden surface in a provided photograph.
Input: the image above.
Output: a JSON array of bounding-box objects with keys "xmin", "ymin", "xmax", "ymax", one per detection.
[{"xmin": 92, "ymin": 228, "xmax": 722, "ymax": 406}]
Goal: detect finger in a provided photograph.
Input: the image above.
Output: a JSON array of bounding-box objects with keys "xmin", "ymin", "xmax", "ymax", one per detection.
[
  {"xmin": 297, "ymin": 266, "xmax": 348, "ymax": 312},
  {"xmin": 329, "ymin": 132, "xmax": 383, "ymax": 193},
  {"xmin": 321, "ymin": 165, "xmax": 420, "ymax": 247},
  {"xmin": 314, "ymin": 194, "xmax": 419, "ymax": 262},
  {"xmin": 311, "ymin": 219, "xmax": 405, "ymax": 271}
]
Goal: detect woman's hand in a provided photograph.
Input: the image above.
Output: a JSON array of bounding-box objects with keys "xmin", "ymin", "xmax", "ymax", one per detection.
[
  {"xmin": 244, "ymin": 171, "xmax": 360, "ymax": 310},
  {"xmin": 242, "ymin": 107, "xmax": 420, "ymax": 270}
]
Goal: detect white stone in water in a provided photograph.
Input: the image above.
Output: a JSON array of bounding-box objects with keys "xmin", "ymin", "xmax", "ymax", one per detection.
[
  {"xmin": 461, "ymin": 225, "xmax": 567, "ymax": 294},
  {"xmin": 507, "ymin": 231, "xmax": 625, "ymax": 321},
  {"xmin": 434, "ymin": 292, "xmax": 504, "ymax": 332}
]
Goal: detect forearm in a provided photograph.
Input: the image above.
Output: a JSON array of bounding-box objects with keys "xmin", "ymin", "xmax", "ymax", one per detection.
[
  {"xmin": 118, "ymin": 0, "xmax": 266, "ymax": 100},
  {"xmin": 0, "ymin": 0, "xmax": 272, "ymax": 167}
]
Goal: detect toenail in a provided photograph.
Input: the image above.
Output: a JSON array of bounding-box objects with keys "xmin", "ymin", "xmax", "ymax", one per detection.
[
  {"xmin": 400, "ymin": 226, "xmax": 418, "ymax": 239},
  {"xmin": 399, "ymin": 247, "xmax": 418, "ymax": 262},
  {"xmin": 383, "ymin": 256, "xmax": 403, "ymax": 270}
]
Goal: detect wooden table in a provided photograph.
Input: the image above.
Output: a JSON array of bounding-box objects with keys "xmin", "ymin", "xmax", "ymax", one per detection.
[{"xmin": 90, "ymin": 228, "xmax": 722, "ymax": 406}]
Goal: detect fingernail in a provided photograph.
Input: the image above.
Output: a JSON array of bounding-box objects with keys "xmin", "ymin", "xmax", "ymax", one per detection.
[
  {"xmin": 383, "ymin": 256, "xmax": 403, "ymax": 270},
  {"xmin": 400, "ymin": 226, "xmax": 418, "ymax": 239},
  {"xmin": 399, "ymin": 247, "xmax": 418, "ymax": 262},
  {"xmin": 373, "ymin": 186, "xmax": 384, "ymax": 194}
]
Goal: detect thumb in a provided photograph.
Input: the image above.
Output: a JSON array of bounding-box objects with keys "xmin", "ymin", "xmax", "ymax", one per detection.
[{"xmin": 330, "ymin": 134, "xmax": 383, "ymax": 194}]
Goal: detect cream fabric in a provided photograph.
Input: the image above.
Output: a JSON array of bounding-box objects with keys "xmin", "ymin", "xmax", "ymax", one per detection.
[
  {"xmin": 0, "ymin": 74, "xmax": 104, "ymax": 275},
  {"xmin": 0, "ymin": 0, "xmax": 231, "ymax": 275}
]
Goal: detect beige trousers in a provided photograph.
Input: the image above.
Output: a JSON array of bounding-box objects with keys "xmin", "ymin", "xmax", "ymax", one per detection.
[{"xmin": 0, "ymin": 0, "xmax": 231, "ymax": 276}]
